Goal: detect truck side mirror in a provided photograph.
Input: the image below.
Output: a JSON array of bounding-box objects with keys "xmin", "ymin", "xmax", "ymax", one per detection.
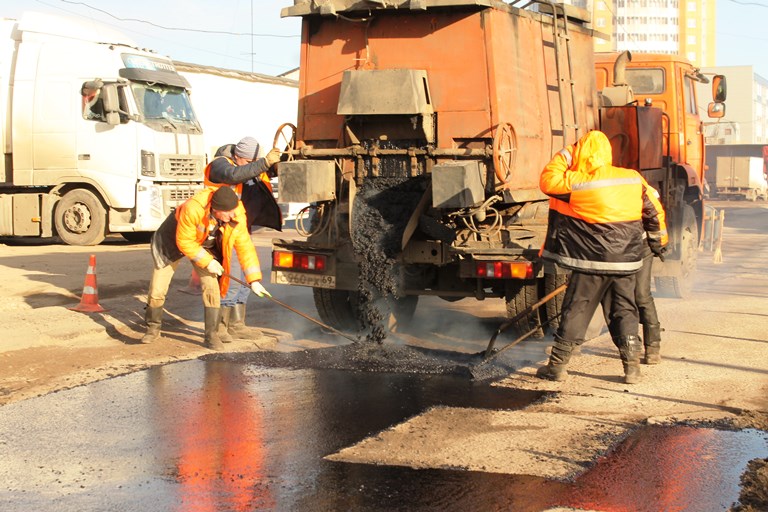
[
  {"xmin": 712, "ymin": 75, "xmax": 727, "ymax": 102},
  {"xmin": 708, "ymin": 102, "xmax": 725, "ymax": 119},
  {"xmin": 101, "ymin": 84, "xmax": 121, "ymax": 126}
]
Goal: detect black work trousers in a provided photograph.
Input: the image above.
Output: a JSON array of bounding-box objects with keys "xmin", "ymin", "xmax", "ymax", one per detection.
[
  {"xmin": 634, "ymin": 249, "xmax": 659, "ymax": 328},
  {"xmin": 558, "ymin": 271, "xmax": 640, "ymax": 345}
]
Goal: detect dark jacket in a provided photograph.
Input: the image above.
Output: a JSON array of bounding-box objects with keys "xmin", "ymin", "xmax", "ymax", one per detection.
[{"xmin": 205, "ymin": 144, "xmax": 282, "ymax": 232}]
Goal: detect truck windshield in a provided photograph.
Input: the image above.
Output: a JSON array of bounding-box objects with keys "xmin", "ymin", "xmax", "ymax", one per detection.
[
  {"xmin": 626, "ymin": 68, "xmax": 665, "ymax": 95},
  {"xmin": 131, "ymin": 83, "xmax": 200, "ymax": 128}
]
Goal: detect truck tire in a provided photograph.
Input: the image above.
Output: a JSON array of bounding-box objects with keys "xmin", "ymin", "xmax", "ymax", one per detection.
[
  {"xmin": 540, "ymin": 273, "xmax": 568, "ymax": 335},
  {"xmin": 313, "ymin": 288, "xmax": 362, "ymax": 332},
  {"xmin": 655, "ymin": 205, "xmax": 697, "ymax": 299},
  {"xmin": 504, "ymin": 280, "xmax": 543, "ymax": 338},
  {"xmin": 54, "ymin": 189, "xmax": 107, "ymax": 246}
]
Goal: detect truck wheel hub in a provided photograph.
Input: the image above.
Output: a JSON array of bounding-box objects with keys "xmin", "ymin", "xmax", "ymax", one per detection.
[{"xmin": 62, "ymin": 203, "xmax": 91, "ymax": 233}]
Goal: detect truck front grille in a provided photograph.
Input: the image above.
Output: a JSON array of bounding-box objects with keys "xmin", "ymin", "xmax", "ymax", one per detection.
[
  {"xmin": 161, "ymin": 185, "xmax": 202, "ymax": 217},
  {"xmin": 160, "ymin": 155, "xmax": 205, "ymax": 179}
]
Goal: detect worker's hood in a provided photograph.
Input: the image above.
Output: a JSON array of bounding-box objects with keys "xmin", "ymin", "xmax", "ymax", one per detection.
[{"xmin": 573, "ymin": 130, "xmax": 612, "ymax": 174}]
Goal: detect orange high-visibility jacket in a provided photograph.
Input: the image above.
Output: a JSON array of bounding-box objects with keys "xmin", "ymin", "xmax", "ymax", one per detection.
[
  {"xmin": 175, "ymin": 187, "xmax": 262, "ymax": 296},
  {"xmin": 540, "ymin": 130, "xmax": 668, "ymax": 275}
]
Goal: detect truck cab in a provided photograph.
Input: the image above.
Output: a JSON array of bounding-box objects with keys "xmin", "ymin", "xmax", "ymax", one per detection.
[{"xmin": 0, "ymin": 12, "xmax": 206, "ymax": 245}]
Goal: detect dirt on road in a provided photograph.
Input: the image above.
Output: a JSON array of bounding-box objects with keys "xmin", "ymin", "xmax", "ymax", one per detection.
[{"xmin": 0, "ymin": 202, "xmax": 767, "ymax": 507}]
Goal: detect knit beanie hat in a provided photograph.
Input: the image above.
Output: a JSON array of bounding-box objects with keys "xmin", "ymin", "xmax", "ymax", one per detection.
[
  {"xmin": 210, "ymin": 186, "xmax": 238, "ymax": 211},
  {"xmin": 234, "ymin": 136, "xmax": 261, "ymax": 160}
]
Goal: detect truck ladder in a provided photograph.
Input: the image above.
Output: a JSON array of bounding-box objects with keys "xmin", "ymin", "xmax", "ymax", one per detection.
[{"xmin": 542, "ymin": 0, "xmax": 581, "ymax": 147}]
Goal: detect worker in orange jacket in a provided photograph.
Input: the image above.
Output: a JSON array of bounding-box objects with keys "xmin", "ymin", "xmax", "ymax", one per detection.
[
  {"xmin": 141, "ymin": 186, "xmax": 269, "ymax": 350},
  {"xmin": 537, "ymin": 130, "xmax": 668, "ymax": 384}
]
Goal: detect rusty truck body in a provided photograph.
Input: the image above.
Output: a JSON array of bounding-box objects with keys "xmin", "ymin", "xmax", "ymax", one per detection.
[{"xmin": 271, "ymin": 0, "xmax": 725, "ymax": 335}]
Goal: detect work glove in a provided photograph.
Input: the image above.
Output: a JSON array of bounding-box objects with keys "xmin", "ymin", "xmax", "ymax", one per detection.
[
  {"xmin": 649, "ymin": 242, "xmax": 667, "ymax": 262},
  {"xmin": 250, "ymin": 281, "xmax": 271, "ymax": 298},
  {"xmin": 206, "ymin": 259, "xmax": 224, "ymax": 276},
  {"xmin": 265, "ymin": 148, "xmax": 281, "ymax": 167}
]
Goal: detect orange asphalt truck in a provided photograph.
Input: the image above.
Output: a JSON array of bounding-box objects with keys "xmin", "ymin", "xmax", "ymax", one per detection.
[{"xmin": 270, "ymin": 1, "xmax": 725, "ymax": 337}]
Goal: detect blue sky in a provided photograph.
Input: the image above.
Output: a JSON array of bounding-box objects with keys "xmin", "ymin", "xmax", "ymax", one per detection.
[{"xmin": 3, "ymin": 0, "xmax": 767, "ymax": 78}]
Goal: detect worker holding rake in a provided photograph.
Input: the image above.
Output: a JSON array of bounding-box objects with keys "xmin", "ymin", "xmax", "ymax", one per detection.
[
  {"xmin": 536, "ymin": 130, "xmax": 668, "ymax": 384},
  {"xmin": 141, "ymin": 186, "xmax": 269, "ymax": 350}
]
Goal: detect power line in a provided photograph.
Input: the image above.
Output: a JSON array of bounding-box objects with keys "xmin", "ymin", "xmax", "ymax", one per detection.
[
  {"xmin": 726, "ymin": 0, "xmax": 768, "ymax": 6},
  {"xmin": 30, "ymin": 0, "xmax": 292, "ymax": 71},
  {"xmin": 717, "ymin": 30, "xmax": 768, "ymax": 41},
  {"xmin": 57, "ymin": 0, "xmax": 299, "ymax": 38}
]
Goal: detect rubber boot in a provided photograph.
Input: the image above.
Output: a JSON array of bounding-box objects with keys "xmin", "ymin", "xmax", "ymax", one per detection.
[
  {"xmin": 536, "ymin": 338, "xmax": 575, "ymax": 382},
  {"xmin": 217, "ymin": 306, "xmax": 235, "ymax": 344},
  {"xmin": 643, "ymin": 323, "xmax": 662, "ymax": 365},
  {"xmin": 141, "ymin": 306, "xmax": 163, "ymax": 344},
  {"xmin": 617, "ymin": 334, "xmax": 643, "ymax": 384},
  {"xmin": 204, "ymin": 307, "xmax": 226, "ymax": 351},
  {"xmin": 227, "ymin": 303, "xmax": 265, "ymax": 341}
]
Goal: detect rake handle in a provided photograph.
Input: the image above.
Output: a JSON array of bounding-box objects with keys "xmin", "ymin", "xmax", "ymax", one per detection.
[{"xmin": 225, "ymin": 273, "xmax": 359, "ymax": 343}]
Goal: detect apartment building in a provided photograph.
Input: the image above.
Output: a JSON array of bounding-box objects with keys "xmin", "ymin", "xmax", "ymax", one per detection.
[{"xmin": 565, "ymin": 0, "xmax": 716, "ymax": 68}]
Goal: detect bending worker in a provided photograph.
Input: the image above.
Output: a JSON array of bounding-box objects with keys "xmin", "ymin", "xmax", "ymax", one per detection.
[
  {"xmin": 536, "ymin": 130, "xmax": 668, "ymax": 384},
  {"xmin": 141, "ymin": 186, "xmax": 268, "ymax": 350},
  {"xmin": 205, "ymin": 136, "xmax": 282, "ymax": 343}
]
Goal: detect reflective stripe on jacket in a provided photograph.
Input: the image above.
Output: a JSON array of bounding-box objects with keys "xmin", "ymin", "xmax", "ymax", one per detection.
[
  {"xmin": 540, "ymin": 130, "xmax": 660, "ymax": 275},
  {"xmin": 175, "ymin": 187, "xmax": 262, "ymax": 296}
]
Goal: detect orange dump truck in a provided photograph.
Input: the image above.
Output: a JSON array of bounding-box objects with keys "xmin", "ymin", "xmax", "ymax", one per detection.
[{"xmin": 271, "ymin": 1, "xmax": 725, "ymax": 336}]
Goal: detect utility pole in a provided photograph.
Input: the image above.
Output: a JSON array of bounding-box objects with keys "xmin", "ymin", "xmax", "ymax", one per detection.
[{"xmin": 251, "ymin": 0, "xmax": 254, "ymax": 72}]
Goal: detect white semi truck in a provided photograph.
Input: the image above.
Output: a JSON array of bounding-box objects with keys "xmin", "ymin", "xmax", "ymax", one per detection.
[{"xmin": 0, "ymin": 12, "xmax": 206, "ymax": 245}]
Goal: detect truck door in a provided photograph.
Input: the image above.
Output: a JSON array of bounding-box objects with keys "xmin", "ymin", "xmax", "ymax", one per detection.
[
  {"xmin": 682, "ymin": 70, "xmax": 704, "ymax": 181},
  {"xmin": 76, "ymin": 82, "xmax": 137, "ymax": 209}
]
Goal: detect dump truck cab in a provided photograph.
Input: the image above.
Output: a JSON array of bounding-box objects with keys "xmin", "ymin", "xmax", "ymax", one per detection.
[{"xmin": 595, "ymin": 52, "xmax": 725, "ymax": 206}]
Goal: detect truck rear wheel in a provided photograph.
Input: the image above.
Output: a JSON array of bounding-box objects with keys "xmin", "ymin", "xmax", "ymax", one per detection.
[
  {"xmin": 313, "ymin": 288, "xmax": 362, "ymax": 332},
  {"xmin": 54, "ymin": 189, "xmax": 107, "ymax": 246},
  {"xmin": 540, "ymin": 273, "xmax": 568, "ymax": 334},
  {"xmin": 504, "ymin": 280, "xmax": 543, "ymax": 338},
  {"xmin": 655, "ymin": 205, "xmax": 697, "ymax": 299}
]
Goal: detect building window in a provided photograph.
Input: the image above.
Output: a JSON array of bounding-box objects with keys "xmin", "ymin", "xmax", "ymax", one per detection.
[
  {"xmin": 687, "ymin": 35, "xmax": 696, "ymax": 45},
  {"xmin": 687, "ymin": 1, "xmax": 696, "ymax": 11},
  {"xmin": 597, "ymin": 17, "xmax": 606, "ymax": 28},
  {"xmin": 687, "ymin": 18, "xmax": 696, "ymax": 28}
]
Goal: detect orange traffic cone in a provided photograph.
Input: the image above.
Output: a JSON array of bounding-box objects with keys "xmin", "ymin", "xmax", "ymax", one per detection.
[
  {"xmin": 70, "ymin": 254, "xmax": 107, "ymax": 313},
  {"xmin": 178, "ymin": 267, "xmax": 202, "ymax": 295}
]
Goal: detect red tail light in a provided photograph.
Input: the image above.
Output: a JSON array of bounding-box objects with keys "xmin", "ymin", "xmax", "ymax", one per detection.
[
  {"xmin": 475, "ymin": 261, "xmax": 533, "ymax": 279},
  {"xmin": 273, "ymin": 250, "xmax": 327, "ymax": 272}
]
